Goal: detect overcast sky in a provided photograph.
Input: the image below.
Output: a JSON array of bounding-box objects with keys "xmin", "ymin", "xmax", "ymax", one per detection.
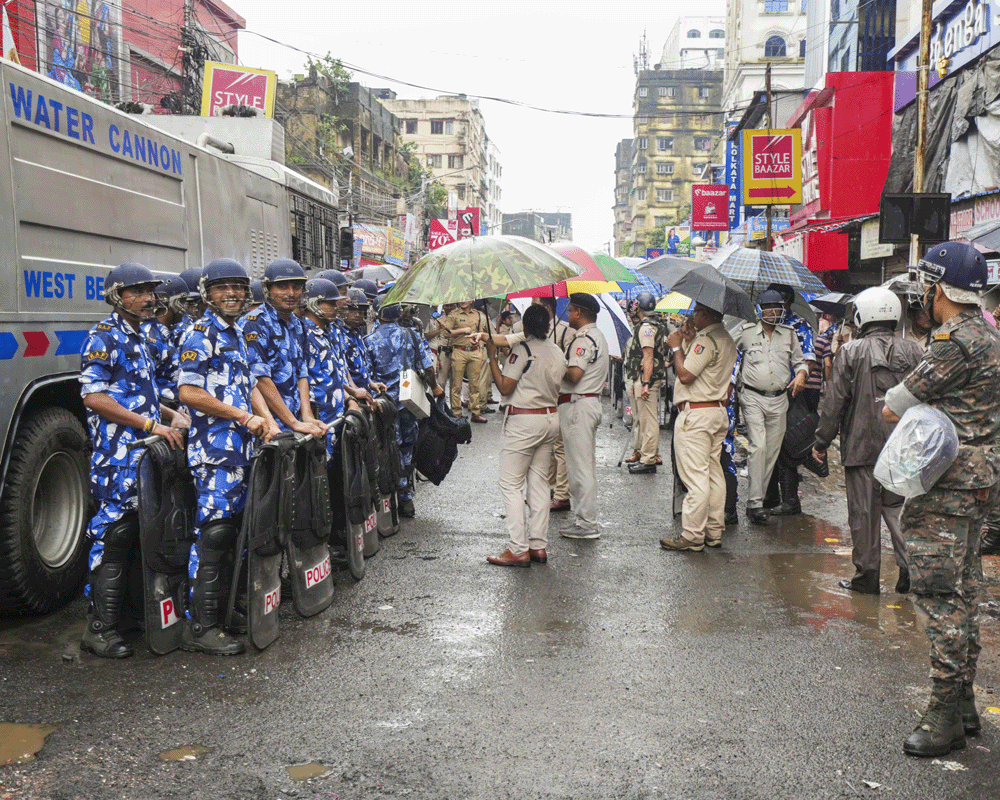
[{"xmin": 236, "ymin": 1, "xmax": 725, "ymax": 252}]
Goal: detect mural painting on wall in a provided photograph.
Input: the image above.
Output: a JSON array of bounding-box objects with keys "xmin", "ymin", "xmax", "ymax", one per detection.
[{"xmin": 40, "ymin": 1, "xmax": 122, "ymax": 103}]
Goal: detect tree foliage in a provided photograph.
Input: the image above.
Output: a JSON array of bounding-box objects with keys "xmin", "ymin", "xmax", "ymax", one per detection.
[{"xmin": 647, "ymin": 225, "xmax": 666, "ymax": 249}]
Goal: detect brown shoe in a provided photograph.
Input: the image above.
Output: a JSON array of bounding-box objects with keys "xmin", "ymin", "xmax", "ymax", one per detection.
[
  {"xmin": 487, "ymin": 548, "xmax": 530, "ymax": 567},
  {"xmin": 471, "ymin": 414, "xmax": 488, "ymax": 424},
  {"xmin": 528, "ymin": 548, "xmax": 547, "ymax": 563},
  {"xmin": 550, "ymin": 498, "xmax": 571, "ymax": 512},
  {"xmin": 653, "ymin": 456, "xmax": 663, "ymax": 465},
  {"xmin": 624, "ymin": 450, "xmax": 641, "ymax": 463}
]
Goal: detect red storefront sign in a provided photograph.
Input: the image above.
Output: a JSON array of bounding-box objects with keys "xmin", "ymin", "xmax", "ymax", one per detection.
[
  {"xmin": 691, "ymin": 185, "xmax": 731, "ymax": 231},
  {"xmin": 428, "ymin": 219, "xmax": 455, "ymax": 250}
]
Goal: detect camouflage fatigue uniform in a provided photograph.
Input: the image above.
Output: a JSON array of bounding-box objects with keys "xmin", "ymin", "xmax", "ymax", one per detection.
[{"xmin": 895, "ymin": 309, "xmax": 1000, "ymax": 685}]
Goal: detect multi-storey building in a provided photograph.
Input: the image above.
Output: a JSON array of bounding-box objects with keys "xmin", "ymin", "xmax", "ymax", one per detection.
[
  {"xmin": 723, "ymin": 0, "xmax": 807, "ymax": 124},
  {"xmin": 625, "ymin": 67, "xmax": 723, "ymax": 256},
  {"xmin": 382, "ymin": 95, "xmax": 502, "ymax": 236},
  {"xmin": 660, "ymin": 16, "xmax": 727, "ymax": 71},
  {"xmin": 612, "ymin": 138, "xmax": 634, "ymax": 256},
  {"xmin": 6, "ymin": 0, "xmax": 244, "ymax": 110},
  {"xmin": 502, "ymin": 212, "xmax": 546, "ymax": 242},
  {"xmin": 538, "ymin": 212, "xmax": 573, "ymax": 243},
  {"xmin": 805, "ymin": 0, "xmax": 898, "ymax": 88}
]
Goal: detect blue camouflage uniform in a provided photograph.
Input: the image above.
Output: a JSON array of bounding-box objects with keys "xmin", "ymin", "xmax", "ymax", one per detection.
[
  {"xmin": 239, "ymin": 302, "xmax": 307, "ymax": 427},
  {"xmin": 79, "ymin": 312, "xmax": 159, "ymax": 578},
  {"xmin": 344, "ymin": 326, "xmax": 373, "ymax": 389},
  {"xmin": 365, "ymin": 322, "xmax": 433, "ymax": 502},
  {"xmin": 328, "ymin": 320, "xmax": 354, "ymax": 392},
  {"xmin": 177, "ymin": 308, "xmax": 255, "ymax": 592},
  {"xmin": 784, "ymin": 311, "xmax": 815, "ymax": 364},
  {"xmin": 141, "ymin": 319, "xmax": 179, "ymax": 404},
  {"xmin": 303, "ymin": 319, "xmax": 346, "ymax": 461}
]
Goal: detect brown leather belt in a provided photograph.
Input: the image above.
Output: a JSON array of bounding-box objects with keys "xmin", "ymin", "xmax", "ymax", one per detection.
[
  {"xmin": 453, "ymin": 345, "xmax": 479, "ymax": 351},
  {"xmin": 507, "ymin": 406, "xmax": 557, "ymax": 415},
  {"xmin": 557, "ymin": 393, "xmax": 598, "ymax": 405},
  {"xmin": 677, "ymin": 400, "xmax": 726, "ymax": 411}
]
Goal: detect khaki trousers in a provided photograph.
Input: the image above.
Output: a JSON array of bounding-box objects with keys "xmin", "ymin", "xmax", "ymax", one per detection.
[
  {"xmin": 499, "ymin": 411, "xmax": 560, "ymax": 553},
  {"xmin": 673, "ymin": 406, "xmax": 729, "ymax": 543},
  {"xmin": 450, "ymin": 347, "xmax": 483, "ymax": 415},
  {"xmin": 559, "ymin": 397, "xmax": 602, "ymax": 533},
  {"xmin": 548, "ymin": 429, "xmax": 569, "ymax": 501},
  {"xmin": 739, "ymin": 390, "xmax": 788, "ymax": 509},
  {"xmin": 479, "ymin": 345, "xmax": 494, "ymax": 403},
  {"xmin": 845, "ymin": 464, "xmax": 908, "ymax": 582},
  {"xmin": 436, "ymin": 349, "xmax": 452, "ymax": 399},
  {"xmin": 629, "ymin": 380, "xmax": 660, "ymax": 464}
]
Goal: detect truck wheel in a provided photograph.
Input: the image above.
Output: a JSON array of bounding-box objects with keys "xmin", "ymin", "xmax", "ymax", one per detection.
[{"xmin": 0, "ymin": 408, "xmax": 91, "ymax": 615}]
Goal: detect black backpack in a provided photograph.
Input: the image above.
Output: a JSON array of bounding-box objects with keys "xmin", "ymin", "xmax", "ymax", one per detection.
[{"xmin": 414, "ymin": 396, "xmax": 472, "ymax": 485}]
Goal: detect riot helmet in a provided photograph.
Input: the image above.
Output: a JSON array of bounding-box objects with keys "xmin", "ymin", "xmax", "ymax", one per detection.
[
  {"xmin": 353, "ymin": 279, "xmax": 378, "ymax": 301},
  {"xmin": 152, "ymin": 272, "xmax": 185, "ymax": 316},
  {"xmin": 344, "ymin": 287, "xmax": 369, "ymax": 309},
  {"xmin": 635, "ymin": 292, "xmax": 657, "ymax": 313},
  {"xmin": 852, "ymin": 287, "xmax": 901, "ymax": 331},
  {"xmin": 262, "ymin": 258, "xmax": 306, "ymax": 287},
  {"xmin": 171, "ymin": 267, "xmax": 204, "ymax": 317},
  {"xmin": 915, "ymin": 242, "xmax": 987, "ymax": 305},
  {"xmin": 200, "ymin": 258, "xmax": 251, "ymax": 318},
  {"xmin": 316, "ymin": 269, "xmax": 350, "ymax": 290},
  {"xmin": 303, "ymin": 278, "xmax": 341, "ymax": 321},
  {"xmin": 757, "ymin": 289, "xmax": 785, "ymax": 326},
  {"xmin": 104, "ymin": 262, "xmax": 162, "ymax": 321},
  {"xmin": 249, "ymin": 278, "xmax": 264, "ymax": 305},
  {"xmin": 380, "ymin": 303, "xmax": 403, "ymax": 322}
]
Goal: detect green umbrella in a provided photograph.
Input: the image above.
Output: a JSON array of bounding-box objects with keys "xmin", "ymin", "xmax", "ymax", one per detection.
[
  {"xmin": 383, "ymin": 236, "xmax": 582, "ymax": 305},
  {"xmin": 590, "ymin": 252, "xmax": 640, "ymax": 283}
]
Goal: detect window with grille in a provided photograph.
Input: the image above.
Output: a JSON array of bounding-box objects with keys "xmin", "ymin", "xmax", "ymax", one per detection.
[
  {"xmin": 290, "ymin": 193, "xmax": 337, "ymax": 271},
  {"xmin": 657, "ymin": 137, "xmax": 673, "ymax": 151},
  {"xmin": 765, "ymin": 0, "xmax": 789, "ymax": 10},
  {"xmin": 637, "ymin": 161, "xmax": 647, "ymax": 173},
  {"xmin": 426, "ymin": 154, "xmax": 442, "ymax": 168},
  {"xmin": 405, "ymin": 119, "xmax": 417, "ymax": 134},
  {"xmin": 658, "ymin": 86, "xmax": 667, "ymax": 97},
  {"xmin": 445, "ymin": 120, "xmax": 454, "ymax": 135},
  {"xmin": 639, "ymin": 85, "xmax": 648, "ymax": 97},
  {"xmin": 657, "ymin": 162, "xmax": 674, "ymax": 174},
  {"xmin": 431, "ymin": 120, "xmax": 444, "ymax": 134},
  {"xmin": 638, "ymin": 137, "xmax": 648, "ymax": 149},
  {"xmin": 687, "ymin": 29, "xmax": 701, "ymax": 38},
  {"xmin": 694, "ymin": 137, "xmax": 712, "ymax": 151},
  {"xmin": 698, "ymin": 87, "xmax": 710, "ymax": 98},
  {"xmin": 765, "ymin": 36, "xmax": 787, "ymax": 57},
  {"xmin": 709, "ymin": 29, "xmax": 724, "ymax": 38},
  {"xmin": 666, "ymin": 86, "xmax": 676, "ymax": 97},
  {"xmin": 637, "ymin": 188, "xmax": 647, "ymax": 201},
  {"xmin": 656, "ymin": 188, "xmax": 673, "ymax": 202},
  {"xmin": 448, "ymin": 155, "xmax": 464, "ymax": 169}
]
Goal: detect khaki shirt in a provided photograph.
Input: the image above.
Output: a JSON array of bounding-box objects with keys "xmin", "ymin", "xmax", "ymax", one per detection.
[
  {"xmin": 506, "ymin": 319, "xmax": 573, "ymax": 354},
  {"xmin": 425, "ymin": 316, "xmax": 444, "ymax": 350},
  {"xmin": 673, "ymin": 323, "xmax": 738, "ymax": 405},
  {"xmin": 501, "ymin": 339, "xmax": 564, "ymax": 409},
  {"xmin": 733, "ymin": 321, "xmax": 807, "ymax": 392},
  {"xmin": 559, "ymin": 322, "xmax": 609, "ymax": 395},
  {"xmin": 444, "ymin": 307, "xmax": 488, "ymax": 347}
]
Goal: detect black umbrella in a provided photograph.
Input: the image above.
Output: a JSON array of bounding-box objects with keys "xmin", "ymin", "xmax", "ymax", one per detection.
[
  {"xmin": 636, "ymin": 253, "xmax": 700, "ymax": 288},
  {"xmin": 669, "ymin": 264, "xmax": 757, "ymax": 321},
  {"xmin": 810, "ymin": 291, "xmax": 853, "ymax": 316}
]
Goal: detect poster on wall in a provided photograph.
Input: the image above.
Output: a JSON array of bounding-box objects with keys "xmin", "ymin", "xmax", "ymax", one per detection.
[{"xmin": 38, "ymin": 0, "xmax": 124, "ymax": 103}]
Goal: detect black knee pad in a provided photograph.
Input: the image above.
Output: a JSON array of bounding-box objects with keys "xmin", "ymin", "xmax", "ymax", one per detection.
[
  {"xmin": 199, "ymin": 519, "xmax": 239, "ymax": 563},
  {"xmin": 101, "ymin": 514, "xmax": 139, "ymax": 563}
]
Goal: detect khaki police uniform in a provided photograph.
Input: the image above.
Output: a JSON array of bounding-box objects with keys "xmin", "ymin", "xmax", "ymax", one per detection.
[
  {"xmin": 628, "ymin": 319, "xmax": 661, "ymax": 465},
  {"xmin": 444, "ymin": 306, "xmax": 487, "ymax": 416},
  {"xmin": 425, "ymin": 314, "xmax": 451, "ymax": 398},
  {"xmin": 497, "ymin": 338, "xmax": 565, "ymax": 554},
  {"xmin": 558, "ymin": 322, "xmax": 609, "ymax": 535},
  {"xmin": 733, "ymin": 321, "xmax": 807, "ymax": 510},
  {"xmin": 672, "ymin": 322, "xmax": 738, "ymax": 544},
  {"xmin": 507, "ymin": 319, "xmax": 573, "ymax": 503}
]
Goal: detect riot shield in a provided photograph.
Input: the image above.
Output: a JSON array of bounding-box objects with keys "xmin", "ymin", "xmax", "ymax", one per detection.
[
  {"xmin": 287, "ymin": 437, "xmax": 334, "ymax": 618},
  {"xmin": 373, "ymin": 396, "xmax": 400, "ymax": 537},
  {"xmin": 359, "ymin": 409, "xmax": 381, "ymax": 557},
  {"xmin": 235, "ymin": 433, "xmax": 297, "ymax": 651},
  {"xmin": 134, "ymin": 436, "xmax": 195, "ymax": 655},
  {"xmin": 341, "ymin": 411, "xmax": 376, "ymax": 573}
]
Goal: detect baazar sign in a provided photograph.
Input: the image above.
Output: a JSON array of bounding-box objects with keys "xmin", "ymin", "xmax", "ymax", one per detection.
[
  {"xmin": 741, "ymin": 129, "xmax": 802, "ymax": 205},
  {"xmin": 200, "ymin": 62, "xmax": 277, "ymax": 118}
]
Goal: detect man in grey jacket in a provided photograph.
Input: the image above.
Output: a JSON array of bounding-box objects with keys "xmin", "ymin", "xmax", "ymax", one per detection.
[{"xmin": 813, "ymin": 287, "xmax": 924, "ymax": 595}]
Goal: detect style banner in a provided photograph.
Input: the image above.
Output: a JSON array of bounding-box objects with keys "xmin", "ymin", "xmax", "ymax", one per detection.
[
  {"xmin": 201, "ymin": 62, "xmax": 277, "ymax": 118},
  {"xmin": 741, "ymin": 129, "xmax": 802, "ymax": 205}
]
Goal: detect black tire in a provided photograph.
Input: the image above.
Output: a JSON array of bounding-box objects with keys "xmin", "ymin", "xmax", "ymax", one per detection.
[{"xmin": 0, "ymin": 408, "xmax": 91, "ymax": 615}]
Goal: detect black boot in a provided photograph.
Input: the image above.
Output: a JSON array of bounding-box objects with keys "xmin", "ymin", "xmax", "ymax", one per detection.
[
  {"xmin": 771, "ymin": 462, "xmax": 801, "ymax": 516},
  {"xmin": 904, "ymin": 683, "xmax": 966, "ymax": 757},
  {"xmin": 181, "ymin": 521, "xmax": 245, "ymax": 656},
  {"xmin": 981, "ymin": 526, "xmax": 1000, "ymax": 556},
  {"xmin": 895, "ymin": 569, "xmax": 910, "ymax": 593},
  {"xmin": 80, "ymin": 561, "xmax": 134, "ymax": 659},
  {"xmin": 960, "ymin": 681, "xmax": 981, "ymax": 736}
]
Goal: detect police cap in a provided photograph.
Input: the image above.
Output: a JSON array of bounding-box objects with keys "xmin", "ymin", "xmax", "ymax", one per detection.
[{"xmin": 568, "ymin": 292, "xmax": 600, "ymax": 317}]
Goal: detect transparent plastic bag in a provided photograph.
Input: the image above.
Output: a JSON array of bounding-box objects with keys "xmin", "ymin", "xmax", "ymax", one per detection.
[{"xmin": 874, "ymin": 404, "xmax": 959, "ymax": 498}]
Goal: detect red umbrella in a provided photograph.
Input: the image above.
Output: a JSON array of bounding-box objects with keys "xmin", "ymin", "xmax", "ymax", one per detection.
[{"xmin": 507, "ymin": 244, "xmax": 623, "ymax": 298}]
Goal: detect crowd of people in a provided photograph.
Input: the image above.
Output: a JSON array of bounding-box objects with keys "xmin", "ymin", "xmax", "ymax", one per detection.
[{"xmin": 77, "ymin": 241, "xmax": 1000, "ymax": 759}]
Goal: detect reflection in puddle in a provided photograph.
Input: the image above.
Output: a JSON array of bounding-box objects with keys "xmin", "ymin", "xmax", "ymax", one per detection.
[
  {"xmin": 0, "ymin": 722, "xmax": 61, "ymax": 765},
  {"xmin": 286, "ymin": 761, "xmax": 334, "ymax": 780},
  {"xmin": 158, "ymin": 744, "xmax": 212, "ymax": 762}
]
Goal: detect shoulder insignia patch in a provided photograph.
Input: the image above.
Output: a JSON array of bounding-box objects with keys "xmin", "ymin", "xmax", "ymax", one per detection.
[
  {"xmin": 694, "ymin": 343, "xmax": 705, "ymax": 355},
  {"xmin": 96, "ymin": 323, "xmax": 112, "ymax": 331},
  {"xmin": 86, "ymin": 350, "xmax": 109, "ymax": 361},
  {"xmin": 575, "ymin": 346, "xmax": 586, "ymax": 356},
  {"xmin": 508, "ymin": 353, "xmax": 518, "ymax": 364},
  {"xmin": 934, "ymin": 331, "xmax": 951, "ymax": 341},
  {"xmin": 180, "ymin": 350, "xmax": 199, "ymax": 363},
  {"xmin": 245, "ymin": 332, "xmax": 259, "ymax": 342},
  {"xmin": 193, "ymin": 324, "xmax": 208, "ymax": 332}
]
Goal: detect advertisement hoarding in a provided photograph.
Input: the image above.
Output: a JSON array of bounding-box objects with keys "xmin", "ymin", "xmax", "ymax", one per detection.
[
  {"xmin": 200, "ymin": 62, "xmax": 277, "ymax": 118},
  {"xmin": 741, "ymin": 129, "xmax": 803, "ymax": 205},
  {"xmin": 692, "ymin": 185, "xmax": 731, "ymax": 231}
]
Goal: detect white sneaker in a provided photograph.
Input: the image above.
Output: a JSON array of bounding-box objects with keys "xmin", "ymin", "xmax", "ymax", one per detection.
[{"xmin": 559, "ymin": 525, "xmax": 600, "ymax": 540}]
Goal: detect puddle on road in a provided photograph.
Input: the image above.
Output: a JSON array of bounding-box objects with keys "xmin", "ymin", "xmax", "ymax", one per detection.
[
  {"xmin": 158, "ymin": 744, "xmax": 212, "ymax": 762},
  {"xmin": 286, "ymin": 761, "xmax": 334, "ymax": 780},
  {"xmin": 0, "ymin": 722, "xmax": 61, "ymax": 765}
]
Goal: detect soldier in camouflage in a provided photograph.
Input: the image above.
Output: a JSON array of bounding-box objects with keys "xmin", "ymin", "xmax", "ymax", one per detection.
[{"xmin": 883, "ymin": 242, "xmax": 1000, "ymax": 758}]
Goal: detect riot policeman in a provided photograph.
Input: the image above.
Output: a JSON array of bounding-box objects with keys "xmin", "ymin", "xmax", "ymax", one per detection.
[
  {"xmin": 239, "ymin": 259, "xmax": 325, "ymax": 438},
  {"xmin": 79, "ymin": 263, "xmax": 187, "ymax": 658},
  {"xmin": 341, "ymin": 288, "xmax": 388, "ymax": 402},
  {"xmin": 883, "ymin": 242, "xmax": 1000, "ymax": 757},
  {"xmin": 143, "ymin": 273, "xmax": 187, "ymax": 407},
  {"xmin": 353, "ymin": 278, "xmax": 380, "ymax": 322},
  {"xmin": 177, "ymin": 259, "xmax": 277, "ymax": 655}
]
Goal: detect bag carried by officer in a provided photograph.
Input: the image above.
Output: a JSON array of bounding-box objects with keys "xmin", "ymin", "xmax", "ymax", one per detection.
[
  {"xmin": 414, "ymin": 396, "xmax": 471, "ymax": 485},
  {"xmin": 373, "ymin": 395, "xmax": 401, "ymax": 537},
  {"xmin": 286, "ymin": 436, "xmax": 334, "ymax": 618},
  {"xmin": 135, "ymin": 436, "xmax": 195, "ymax": 655},
  {"xmin": 229, "ymin": 433, "xmax": 297, "ymax": 650}
]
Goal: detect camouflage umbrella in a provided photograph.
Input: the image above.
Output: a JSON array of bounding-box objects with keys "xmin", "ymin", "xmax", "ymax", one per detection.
[{"xmin": 382, "ymin": 236, "xmax": 583, "ymax": 306}]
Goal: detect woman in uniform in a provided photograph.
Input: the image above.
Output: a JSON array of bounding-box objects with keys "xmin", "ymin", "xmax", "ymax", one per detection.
[{"xmin": 484, "ymin": 304, "xmax": 565, "ymax": 567}]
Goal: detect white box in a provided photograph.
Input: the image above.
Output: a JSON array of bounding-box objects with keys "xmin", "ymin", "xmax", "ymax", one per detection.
[{"xmin": 399, "ymin": 368, "xmax": 431, "ymax": 419}]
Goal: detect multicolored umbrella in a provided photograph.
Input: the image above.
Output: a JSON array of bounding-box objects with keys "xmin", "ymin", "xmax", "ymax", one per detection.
[
  {"xmin": 711, "ymin": 243, "xmax": 828, "ymax": 294},
  {"xmin": 507, "ymin": 244, "xmax": 625, "ymax": 298},
  {"xmin": 382, "ymin": 236, "xmax": 582, "ymax": 305},
  {"xmin": 656, "ymin": 291, "xmax": 693, "ymax": 314},
  {"xmin": 590, "ymin": 252, "xmax": 640, "ymax": 284}
]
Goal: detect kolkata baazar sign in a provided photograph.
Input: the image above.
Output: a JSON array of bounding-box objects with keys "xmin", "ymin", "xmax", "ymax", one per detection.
[{"xmin": 741, "ymin": 129, "xmax": 802, "ymax": 205}]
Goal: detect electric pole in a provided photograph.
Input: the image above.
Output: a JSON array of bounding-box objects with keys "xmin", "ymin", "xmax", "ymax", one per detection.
[
  {"xmin": 910, "ymin": 0, "xmax": 933, "ymax": 265},
  {"xmin": 764, "ymin": 63, "xmax": 773, "ymax": 253}
]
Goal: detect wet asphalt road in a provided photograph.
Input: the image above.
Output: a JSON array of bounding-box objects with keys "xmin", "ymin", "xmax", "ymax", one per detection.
[{"xmin": 2, "ymin": 401, "xmax": 1000, "ymax": 800}]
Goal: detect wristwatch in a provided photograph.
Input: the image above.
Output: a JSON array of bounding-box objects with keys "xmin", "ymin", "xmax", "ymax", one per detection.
[{"xmin": 671, "ymin": 346, "xmax": 682, "ymax": 353}]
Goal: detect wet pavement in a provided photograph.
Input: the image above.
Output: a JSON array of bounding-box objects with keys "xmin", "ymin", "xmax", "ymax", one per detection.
[{"xmin": 2, "ymin": 401, "xmax": 1000, "ymax": 799}]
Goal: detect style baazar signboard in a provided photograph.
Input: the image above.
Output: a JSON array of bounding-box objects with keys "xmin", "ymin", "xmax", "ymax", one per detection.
[
  {"xmin": 741, "ymin": 129, "xmax": 802, "ymax": 205},
  {"xmin": 200, "ymin": 62, "xmax": 277, "ymax": 118}
]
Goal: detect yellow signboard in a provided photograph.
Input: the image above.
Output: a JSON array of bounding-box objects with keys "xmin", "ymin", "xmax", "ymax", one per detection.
[
  {"xmin": 200, "ymin": 62, "xmax": 277, "ymax": 118},
  {"xmin": 741, "ymin": 128, "xmax": 802, "ymax": 205}
]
